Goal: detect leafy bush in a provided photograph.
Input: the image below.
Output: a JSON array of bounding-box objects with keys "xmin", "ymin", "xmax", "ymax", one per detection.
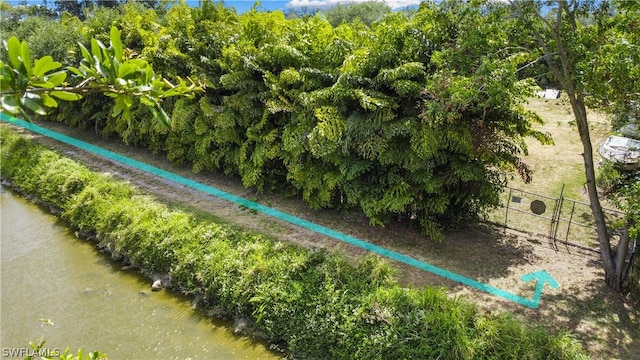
[
  {"xmin": 0, "ymin": 126, "xmax": 588, "ymax": 359},
  {"xmin": 0, "ymin": 11, "xmax": 82, "ymax": 64},
  {"xmin": 1, "ymin": 1, "xmax": 552, "ymax": 240}
]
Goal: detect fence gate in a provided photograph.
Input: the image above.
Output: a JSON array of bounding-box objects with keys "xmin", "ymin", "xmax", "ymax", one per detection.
[{"xmin": 491, "ymin": 185, "xmax": 625, "ymax": 252}]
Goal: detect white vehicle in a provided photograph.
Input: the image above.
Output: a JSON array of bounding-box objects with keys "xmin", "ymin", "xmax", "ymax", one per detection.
[{"xmin": 598, "ymin": 135, "xmax": 640, "ymax": 170}]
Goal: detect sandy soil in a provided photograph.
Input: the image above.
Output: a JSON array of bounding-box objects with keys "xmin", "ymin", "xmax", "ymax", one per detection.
[{"xmin": 4, "ymin": 113, "xmax": 638, "ymax": 359}]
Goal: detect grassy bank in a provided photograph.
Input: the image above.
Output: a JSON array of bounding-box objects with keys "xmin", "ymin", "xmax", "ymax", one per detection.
[{"xmin": 0, "ymin": 125, "xmax": 588, "ymax": 359}]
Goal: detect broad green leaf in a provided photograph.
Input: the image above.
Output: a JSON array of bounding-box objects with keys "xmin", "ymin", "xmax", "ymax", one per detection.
[
  {"xmin": 112, "ymin": 95, "xmax": 132, "ymax": 118},
  {"xmin": 92, "ymin": 55, "xmax": 105, "ymax": 78},
  {"xmin": 10, "ymin": 61, "xmax": 27, "ymax": 89},
  {"xmin": 117, "ymin": 62, "xmax": 138, "ymax": 79},
  {"xmin": 111, "ymin": 99, "xmax": 123, "ymax": 117},
  {"xmin": 20, "ymin": 41, "xmax": 31, "ymax": 75},
  {"xmin": 41, "ymin": 94, "xmax": 58, "ymax": 108},
  {"xmin": 100, "ymin": 46, "xmax": 113, "ymax": 74},
  {"xmin": 44, "ymin": 71, "xmax": 67, "ymax": 86},
  {"xmin": 150, "ymin": 105, "xmax": 171, "ymax": 128},
  {"xmin": 79, "ymin": 43, "xmax": 93, "ymax": 63},
  {"xmin": 32, "ymin": 56, "xmax": 62, "ymax": 78},
  {"xmin": 0, "ymin": 78, "xmax": 14, "ymax": 92},
  {"xmin": 110, "ymin": 27, "xmax": 123, "ymax": 61},
  {"xmin": 139, "ymin": 96, "xmax": 155, "ymax": 107},
  {"xmin": 7, "ymin": 37, "xmax": 21, "ymax": 69},
  {"xmin": 110, "ymin": 57, "xmax": 120, "ymax": 79},
  {"xmin": 118, "ymin": 59, "xmax": 149, "ymax": 80},
  {"xmin": 90, "ymin": 39, "xmax": 103, "ymax": 63},
  {"xmin": 50, "ymin": 91, "xmax": 83, "ymax": 101},
  {"xmin": 0, "ymin": 65, "xmax": 16, "ymax": 91},
  {"xmin": 22, "ymin": 97, "xmax": 46, "ymax": 115},
  {"xmin": 160, "ymin": 83, "xmax": 191, "ymax": 98},
  {"xmin": 101, "ymin": 64, "xmax": 115, "ymax": 82},
  {"xmin": 120, "ymin": 94, "xmax": 133, "ymax": 108},
  {"xmin": 0, "ymin": 96, "xmax": 20, "ymax": 114},
  {"xmin": 29, "ymin": 80, "xmax": 56, "ymax": 88},
  {"xmin": 67, "ymin": 66, "xmax": 85, "ymax": 77},
  {"xmin": 17, "ymin": 106, "xmax": 30, "ymax": 121}
]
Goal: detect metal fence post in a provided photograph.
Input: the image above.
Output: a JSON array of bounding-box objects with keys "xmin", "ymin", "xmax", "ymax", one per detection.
[
  {"xmin": 565, "ymin": 201, "xmax": 576, "ymax": 242},
  {"xmin": 553, "ymin": 185, "xmax": 564, "ymax": 239},
  {"xmin": 504, "ymin": 187, "xmax": 512, "ymax": 231},
  {"xmin": 549, "ymin": 184, "xmax": 564, "ymax": 250}
]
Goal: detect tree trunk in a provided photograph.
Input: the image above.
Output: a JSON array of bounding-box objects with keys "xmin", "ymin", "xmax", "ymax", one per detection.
[
  {"xmin": 513, "ymin": 0, "xmax": 629, "ymax": 292},
  {"xmin": 565, "ymin": 92, "xmax": 618, "ymax": 289},
  {"xmin": 548, "ymin": 1, "xmax": 623, "ymax": 291},
  {"xmin": 614, "ymin": 227, "xmax": 631, "ymax": 292}
]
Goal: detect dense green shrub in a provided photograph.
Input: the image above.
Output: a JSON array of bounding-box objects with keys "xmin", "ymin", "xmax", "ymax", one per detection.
[
  {"xmin": 0, "ymin": 0, "xmax": 551, "ymax": 239},
  {"xmin": 0, "ymin": 126, "xmax": 588, "ymax": 359},
  {"xmin": 0, "ymin": 5, "xmax": 81, "ymax": 63}
]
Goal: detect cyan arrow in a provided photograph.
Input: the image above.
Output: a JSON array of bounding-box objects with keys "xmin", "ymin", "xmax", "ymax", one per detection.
[
  {"xmin": 520, "ymin": 270, "xmax": 559, "ymax": 308},
  {"xmin": 1, "ymin": 114, "xmax": 559, "ymax": 309}
]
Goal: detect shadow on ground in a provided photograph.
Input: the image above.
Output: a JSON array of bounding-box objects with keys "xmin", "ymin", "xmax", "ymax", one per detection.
[{"xmin": 540, "ymin": 274, "xmax": 639, "ymax": 359}]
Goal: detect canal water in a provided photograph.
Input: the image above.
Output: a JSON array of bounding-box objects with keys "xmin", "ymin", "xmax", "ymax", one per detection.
[{"xmin": 0, "ymin": 187, "xmax": 280, "ymax": 359}]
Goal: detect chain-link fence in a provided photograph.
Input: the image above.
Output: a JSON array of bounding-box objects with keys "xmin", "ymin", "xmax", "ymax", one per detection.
[{"xmin": 485, "ymin": 186, "xmax": 626, "ymax": 252}]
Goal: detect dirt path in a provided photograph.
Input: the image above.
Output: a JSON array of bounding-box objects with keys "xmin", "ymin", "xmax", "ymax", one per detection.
[{"xmin": 6, "ymin": 120, "xmax": 638, "ymax": 359}]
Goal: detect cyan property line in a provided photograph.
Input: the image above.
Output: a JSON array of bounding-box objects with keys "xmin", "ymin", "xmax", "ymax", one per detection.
[{"xmin": 1, "ymin": 113, "xmax": 558, "ymax": 309}]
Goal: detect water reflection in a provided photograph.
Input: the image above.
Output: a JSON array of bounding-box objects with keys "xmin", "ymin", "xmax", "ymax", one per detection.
[{"xmin": 0, "ymin": 187, "xmax": 280, "ymax": 359}]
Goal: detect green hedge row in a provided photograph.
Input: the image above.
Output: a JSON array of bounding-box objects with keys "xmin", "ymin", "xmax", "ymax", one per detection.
[
  {"xmin": 0, "ymin": 126, "xmax": 588, "ymax": 359},
  {"xmin": 1, "ymin": 1, "xmax": 551, "ymax": 239}
]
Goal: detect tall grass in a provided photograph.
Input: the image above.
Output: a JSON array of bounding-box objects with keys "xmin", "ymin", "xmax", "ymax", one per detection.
[{"xmin": 0, "ymin": 126, "xmax": 589, "ymax": 359}]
